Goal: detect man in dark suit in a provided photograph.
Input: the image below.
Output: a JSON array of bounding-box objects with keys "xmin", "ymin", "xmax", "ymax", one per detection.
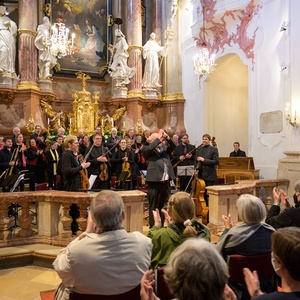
[
  {"xmin": 142, "ymin": 129, "xmax": 176, "ymax": 227},
  {"xmin": 265, "ymin": 182, "xmax": 300, "ymax": 229},
  {"xmin": 172, "ymin": 133, "xmax": 195, "ymax": 192},
  {"xmin": 229, "ymin": 142, "xmax": 246, "ymax": 157},
  {"xmin": 195, "ymin": 134, "xmax": 219, "ymax": 205}
]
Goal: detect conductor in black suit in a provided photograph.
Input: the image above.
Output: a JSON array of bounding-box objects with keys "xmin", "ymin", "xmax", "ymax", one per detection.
[
  {"xmin": 229, "ymin": 142, "xmax": 246, "ymax": 157},
  {"xmin": 142, "ymin": 129, "xmax": 176, "ymax": 227}
]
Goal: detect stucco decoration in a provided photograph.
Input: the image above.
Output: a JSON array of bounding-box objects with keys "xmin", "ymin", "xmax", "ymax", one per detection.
[{"xmin": 194, "ymin": 0, "xmax": 262, "ymax": 70}]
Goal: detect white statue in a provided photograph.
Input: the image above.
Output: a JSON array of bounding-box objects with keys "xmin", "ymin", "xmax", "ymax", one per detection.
[
  {"xmin": 108, "ymin": 29, "xmax": 136, "ymax": 86},
  {"xmin": 34, "ymin": 16, "xmax": 57, "ymax": 78},
  {"xmin": 142, "ymin": 32, "xmax": 167, "ymax": 88},
  {"xmin": 171, "ymin": 0, "xmax": 178, "ymax": 19},
  {"xmin": 0, "ymin": 6, "xmax": 17, "ymax": 74}
]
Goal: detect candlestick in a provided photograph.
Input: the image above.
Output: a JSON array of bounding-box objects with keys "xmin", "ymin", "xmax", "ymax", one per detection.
[{"xmin": 47, "ymin": 118, "xmax": 50, "ymax": 125}]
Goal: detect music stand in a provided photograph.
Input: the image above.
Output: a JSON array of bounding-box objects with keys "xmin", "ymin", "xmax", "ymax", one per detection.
[{"xmin": 177, "ymin": 166, "xmax": 194, "ymax": 176}]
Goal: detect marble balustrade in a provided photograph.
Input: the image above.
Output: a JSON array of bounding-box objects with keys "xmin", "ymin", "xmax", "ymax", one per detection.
[
  {"xmin": 206, "ymin": 179, "xmax": 289, "ymax": 235},
  {"xmin": 0, "ymin": 190, "xmax": 146, "ymax": 247}
]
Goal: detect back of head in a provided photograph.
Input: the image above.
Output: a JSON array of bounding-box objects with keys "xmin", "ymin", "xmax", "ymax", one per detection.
[
  {"xmin": 164, "ymin": 238, "xmax": 228, "ymax": 300},
  {"xmin": 272, "ymin": 227, "xmax": 300, "ymax": 281},
  {"xmin": 168, "ymin": 192, "xmax": 197, "ymax": 236},
  {"xmin": 64, "ymin": 135, "xmax": 77, "ymax": 149},
  {"xmin": 236, "ymin": 194, "xmax": 266, "ymax": 224},
  {"xmin": 90, "ymin": 190, "xmax": 124, "ymax": 232}
]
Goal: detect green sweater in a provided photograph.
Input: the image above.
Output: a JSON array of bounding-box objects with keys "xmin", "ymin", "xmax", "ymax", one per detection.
[{"xmin": 148, "ymin": 220, "xmax": 211, "ymax": 268}]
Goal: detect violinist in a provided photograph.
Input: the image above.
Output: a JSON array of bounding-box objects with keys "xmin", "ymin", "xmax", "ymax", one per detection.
[
  {"xmin": 194, "ymin": 134, "xmax": 219, "ymax": 206},
  {"xmin": 0, "ymin": 137, "xmax": 18, "ymax": 192},
  {"xmin": 111, "ymin": 138, "xmax": 134, "ymax": 190},
  {"xmin": 86, "ymin": 134, "xmax": 110, "ymax": 190},
  {"xmin": 172, "ymin": 133, "xmax": 195, "ymax": 192},
  {"xmin": 106, "ymin": 128, "xmax": 120, "ymax": 157},
  {"xmin": 61, "ymin": 135, "xmax": 90, "ymax": 192}
]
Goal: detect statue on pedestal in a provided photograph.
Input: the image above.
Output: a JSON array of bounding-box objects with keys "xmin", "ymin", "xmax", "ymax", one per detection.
[
  {"xmin": 108, "ymin": 29, "xmax": 136, "ymax": 87},
  {"xmin": 34, "ymin": 16, "xmax": 57, "ymax": 79},
  {"xmin": 0, "ymin": 6, "xmax": 17, "ymax": 74},
  {"xmin": 142, "ymin": 32, "xmax": 167, "ymax": 88}
]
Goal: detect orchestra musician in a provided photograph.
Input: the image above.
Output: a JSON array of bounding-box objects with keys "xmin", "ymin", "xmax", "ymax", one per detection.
[
  {"xmin": 110, "ymin": 138, "xmax": 134, "ymax": 190},
  {"xmin": 61, "ymin": 135, "xmax": 90, "ymax": 235},
  {"xmin": 0, "ymin": 137, "xmax": 19, "ymax": 192},
  {"xmin": 194, "ymin": 133, "xmax": 219, "ymax": 206},
  {"xmin": 86, "ymin": 133, "xmax": 110, "ymax": 190},
  {"xmin": 142, "ymin": 129, "xmax": 176, "ymax": 228},
  {"xmin": 172, "ymin": 133, "xmax": 195, "ymax": 192},
  {"xmin": 61, "ymin": 135, "xmax": 90, "ymax": 192}
]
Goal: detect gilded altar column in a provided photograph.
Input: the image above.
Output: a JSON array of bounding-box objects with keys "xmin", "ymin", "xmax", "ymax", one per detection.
[
  {"xmin": 18, "ymin": 0, "xmax": 38, "ymax": 89},
  {"xmin": 125, "ymin": 0, "xmax": 143, "ymax": 97}
]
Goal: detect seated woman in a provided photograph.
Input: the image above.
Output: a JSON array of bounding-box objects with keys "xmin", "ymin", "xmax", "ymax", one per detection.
[
  {"xmin": 216, "ymin": 194, "xmax": 276, "ymax": 300},
  {"xmin": 244, "ymin": 226, "xmax": 300, "ymax": 299},
  {"xmin": 148, "ymin": 191, "xmax": 210, "ymax": 269},
  {"xmin": 141, "ymin": 238, "xmax": 237, "ymax": 300}
]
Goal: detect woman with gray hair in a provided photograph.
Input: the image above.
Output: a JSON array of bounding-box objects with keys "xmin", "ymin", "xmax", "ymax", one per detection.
[
  {"xmin": 216, "ymin": 194, "xmax": 275, "ymax": 259},
  {"xmin": 140, "ymin": 238, "xmax": 237, "ymax": 300}
]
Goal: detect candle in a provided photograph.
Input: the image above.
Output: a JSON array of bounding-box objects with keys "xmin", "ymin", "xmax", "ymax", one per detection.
[
  {"xmin": 101, "ymin": 119, "xmax": 104, "ymax": 126},
  {"xmin": 70, "ymin": 118, "xmax": 72, "ymax": 125},
  {"xmin": 71, "ymin": 33, "xmax": 75, "ymax": 47},
  {"xmin": 111, "ymin": 119, "xmax": 114, "ymax": 126},
  {"xmin": 47, "ymin": 118, "xmax": 50, "ymax": 125},
  {"xmin": 58, "ymin": 119, "xmax": 60, "ymax": 126}
]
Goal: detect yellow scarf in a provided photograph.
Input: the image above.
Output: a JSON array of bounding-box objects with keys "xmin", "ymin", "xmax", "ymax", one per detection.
[{"xmin": 50, "ymin": 149, "xmax": 59, "ymax": 175}]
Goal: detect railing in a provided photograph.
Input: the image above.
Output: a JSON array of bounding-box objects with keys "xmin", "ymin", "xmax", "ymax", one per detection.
[
  {"xmin": 206, "ymin": 179, "xmax": 289, "ymax": 235},
  {"xmin": 0, "ymin": 190, "xmax": 146, "ymax": 248}
]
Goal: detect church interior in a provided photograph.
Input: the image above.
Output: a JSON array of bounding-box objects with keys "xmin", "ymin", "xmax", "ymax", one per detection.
[{"xmin": 0, "ymin": 0, "xmax": 300, "ymax": 299}]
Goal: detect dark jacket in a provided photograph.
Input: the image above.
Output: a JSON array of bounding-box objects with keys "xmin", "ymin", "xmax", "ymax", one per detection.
[
  {"xmin": 194, "ymin": 144, "xmax": 219, "ymax": 182},
  {"xmin": 229, "ymin": 149, "xmax": 246, "ymax": 157},
  {"xmin": 142, "ymin": 138, "xmax": 176, "ymax": 182},
  {"xmin": 265, "ymin": 205, "xmax": 300, "ymax": 229}
]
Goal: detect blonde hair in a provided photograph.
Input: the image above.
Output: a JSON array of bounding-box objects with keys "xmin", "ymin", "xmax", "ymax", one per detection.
[
  {"xmin": 64, "ymin": 135, "xmax": 77, "ymax": 149},
  {"xmin": 168, "ymin": 192, "xmax": 197, "ymax": 236}
]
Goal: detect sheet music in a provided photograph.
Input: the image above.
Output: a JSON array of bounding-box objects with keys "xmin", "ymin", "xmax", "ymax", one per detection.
[{"xmin": 88, "ymin": 175, "xmax": 97, "ymax": 190}]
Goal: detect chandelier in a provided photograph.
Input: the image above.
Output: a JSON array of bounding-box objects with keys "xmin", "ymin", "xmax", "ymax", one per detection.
[
  {"xmin": 50, "ymin": 22, "xmax": 75, "ymax": 58},
  {"xmin": 193, "ymin": 43, "xmax": 216, "ymax": 75},
  {"xmin": 193, "ymin": 1, "xmax": 216, "ymax": 76}
]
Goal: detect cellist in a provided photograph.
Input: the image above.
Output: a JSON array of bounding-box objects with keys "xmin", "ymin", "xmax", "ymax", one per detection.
[{"xmin": 85, "ymin": 133, "xmax": 110, "ymax": 190}]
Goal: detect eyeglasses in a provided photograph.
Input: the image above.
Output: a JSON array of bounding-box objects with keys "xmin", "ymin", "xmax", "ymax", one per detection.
[{"xmin": 73, "ymin": 142, "xmax": 79, "ymax": 145}]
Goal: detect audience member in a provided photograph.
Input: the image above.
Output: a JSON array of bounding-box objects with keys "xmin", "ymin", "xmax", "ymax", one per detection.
[
  {"xmin": 53, "ymin": 190, "xmax": 152, "ymax": 298},
  {"xmin": 79, "ymin": 135, "xmax": 90, "ymax": 156},
  {"xmin": 140, "ymin": 238, "xmax": 237, "ymax": 300},
  {"xmin": 0, "ymin": 135, "xmax": 4, "ymax": 149},
  {"xmin": 230, "ymin": 142, "xmax": 246, "ymax": 157},
  {"xmin": 216, "ymin": 194, "xmax": 275, "ymax": 300},
  {"xmin": 148, "ymin": 191, "xmax": 210, "ymax": 268},
  {"xmin": 142, "ymin": 129, "xmax": 176, "ymax": 227},
  {"xmin": 172, "ymin": 134, "xmax": 179, "ymax": 146},
  {"xmin": 243, "ymin": 227, "xmax": 300, "ymax": 299},
  {"xmin": 265, "ymin": 184, "xmax": 300, "ymax": 229}
]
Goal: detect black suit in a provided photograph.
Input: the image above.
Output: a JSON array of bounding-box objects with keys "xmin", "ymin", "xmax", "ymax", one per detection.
[
  {"xmin": 229, "ymin": 149, "xmax": 246, "ymax": 157},
  {"xmin": 265, "ymin": 205, "xmax": 300, "ymax": 229},
  {"xmin": 195, "ymin": 144, "xmax": 219, "ymax": 205},
  {"xmin": 172, "ymin": 143, "xmax": 195, "ymax": 191},
  {"xmin": 86, "ymin": 145, "xmax": 110, "ymax": 189},
  {"xmin": 142, "ymin": 138, "xmax": 176, "ymax": 227}
]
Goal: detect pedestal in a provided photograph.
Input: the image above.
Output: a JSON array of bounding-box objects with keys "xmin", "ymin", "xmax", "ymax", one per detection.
[
  {"xmin": 38, "ymin": 79, "xmax": 54, "ymax": 93},
  {"xmin": 143, "ymin": 87, "xmax": 159, "ymax": 99},
  {"xmin": 112, "ymin": 86, "xmax": 128, "ymax": 98},
  {"xmin": 0, "ymin": 73, "xmax": 19, "ymax": 89}
]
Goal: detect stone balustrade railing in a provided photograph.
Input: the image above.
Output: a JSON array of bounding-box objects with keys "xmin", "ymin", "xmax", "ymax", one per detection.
[
  {"xmin": 206, "ymin": 179, "xmax": 289, "ymax": 235},
  {"xmin": 0, "ymin": 190, "xmax": 146, "ymax": 248}
]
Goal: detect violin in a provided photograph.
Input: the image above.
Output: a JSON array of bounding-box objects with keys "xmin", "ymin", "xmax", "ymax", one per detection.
[
  {"xmin": 120, "ymin": 152, "xmax": 131, "ymax": 181},
  {"xmin": 99, "ymin": 162, "xmax": 109, "ymax": 181}
]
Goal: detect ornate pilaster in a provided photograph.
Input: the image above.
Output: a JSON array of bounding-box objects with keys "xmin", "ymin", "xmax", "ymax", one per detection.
[
  {"xmin": 126, "ymin": 0, "xmax": 143, "ymax": 96},
  {"xmin": 18, "ymin": 0, "xmax": 38, "ymax": 89}
]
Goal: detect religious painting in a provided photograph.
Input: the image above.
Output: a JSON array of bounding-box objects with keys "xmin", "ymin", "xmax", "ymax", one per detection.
[{"xmin": 50, "ymin": 0, "xmax": 112, "ymax": 78}]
